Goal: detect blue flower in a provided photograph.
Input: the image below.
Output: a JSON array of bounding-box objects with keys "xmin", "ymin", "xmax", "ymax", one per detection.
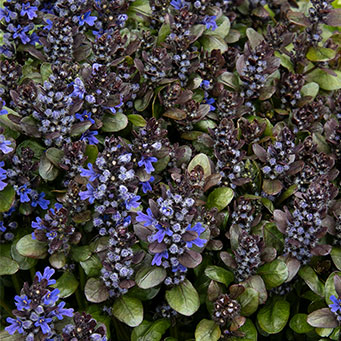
[
  {"xmin": 203, "ymin": 15, "xmax": 218, "ymax": 31},
  {"xmin": 138, "ymin": 156, "xmax": 158, "ymax": 174},
  {"xmin": 203, "ymin": 97, "xmax": 216, "ymax": 111},
  {"xmin": 0, "ymin": 134, "xmax": 13, "ymax": 154},
  {"xmin": 34, "ymin": 316, "xmax": 52, "ymax": 335},
  {"xmin": 36, "ymin": 266, "xmax": 56, "ymax": 285},
  {"xmin": 125, "ymin": 194, "xmax": 141, "ymax": 210},
  {"xmin": 44, "ymin": 19, "xmax": 53, "ymax": 31},
  {"xmin": 31, "ymin": 192, "xmax": 50, "ymax": 210},
  {"xmin": 171, "ymin": 263, "xmax": 187, "ymax": 273},
  {"xmin": 152, "ymin": 224, "xmax": 173, "ymax": 243},
  {"xmin": 136, "ymin": 208, "xmax": 156, "ymax": 227},
  {"xmin": 32, "ymin": 216, "xmax": 45, "ymax": 230},
  {"xmin": 14, "ymin": 295, "xmax": 31, "ymax": 311},
  {"xmin": 80, "ymin": 130, "xmax": 99, "ymax": 145},
  {"xmin": 79, "ymin": 183, "xmax": 96, "ymax": 204},
  {"xmin": 75, "ymin": 110, "xmax": 95, "ymax": 124},
  {"xmin": 140, "ymin": 176, "xmax": 154, "ymax": 193},
  {"xmin": 78, "ymin": 11, "xmax": 97, "ymax": 26},
  {"xmin": 50, "ymin": 301, "xmax": 74, "ymax": 320},
  {"xmin": 152, "ymin": 251, "xmax": 169, "ymax": 266},
  {"xmin": 43, "ymin": 288, "xmax": 60, "ymax": 305},
  {"xmin": 20, "ymin": 3, "xmax": 38, "ymax": 20},
  {"xmin": 70, "ymin": 78, "xmax": 85, "ymax": 99},
  {"xmin": 80, "ymin": 163, "xmax": 99, "ymax": 181},
  {"xmin": 116, "ymin": 14, "xmax": 128, "ymax": 27},
  {"xmin": 9, "ymin": 24, "xmax": 31, "ymax": 44},
  {"xmin": 0, "ymin": 162, "xmax": 7, "ymax": 191},
  {"xmin": 17, "ymin": 184, "xmax": 31, "ymax": 203},
  {"xmin": 0, "ymin": 221, "xmax": 5, "ymax": 232},
  {"xmin": 329, "ymin": 295, "xmax": 341, "ymax": 313},
  {"xmin": 46, "ymin": 231, "xmax": 57, "ymax": 240},
  {"xmin": 201, "ymin": 79, "xmax": 210, "ymax": 90},
  {"xmin": 0, "ymin": 7, "xmax": 16, "ymax": 23},
  {"xmin": 185, "ymin": 222, "xmax": 207, "ymax": 248},
  {"xmin": 5, "ymin": 317, "xmax": 31, "ymax": 335},
  {"xmin": 170, "ymin": 0, "xmax": 186, "ymax": 10}
]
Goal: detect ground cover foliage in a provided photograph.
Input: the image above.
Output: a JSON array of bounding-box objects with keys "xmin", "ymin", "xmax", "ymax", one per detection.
[{"xmin": 0, "ymin": 0, "xmax": 341, "ymax": 340}]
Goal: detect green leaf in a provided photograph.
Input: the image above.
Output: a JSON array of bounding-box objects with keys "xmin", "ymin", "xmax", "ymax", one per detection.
[
  {"xmin": 17, "ymin": 140, "xmax": 45, "ymax": 159},
  {"xmin": 257, "ymin": 259, "xmax": 288, "ymax": 289},
  {"xmin": 257, "ymin": 297, "xmax": 290, "ymax": 334},
  {"xmin": 206, "ymin": 187, "xmax": 234, "ymax": 211},
  {"xmin": 0, "ymin": 185, "xmax": 15, "ymax": 212},
  {"xmin": 84, "ymin": 145, "xmax": 98, "ymax": 165},
  {"xmin": 70, "ymin": 121, "xmax": 92, "ymax": 137},
  {"xmin": 301, "ymin": 82, "xmax": 319, "ymax": 100},
  {"xmin": 325, "ymin": 271, "xmax": 341, "ymax": 305},
  {"xmin": 200, "ymin": 35, "xmax": 228, "ymax": 53},
  {"xmin": 298, "ymin": 266, "xmax": 325, "ymax": 297},
  {"xmin": 165, "ymin": 279, "xmax": 200, "ymax": 316},
  {"xmin": 289, "ymin": 314, "xmax": 314, "ymax": 334},
  {"xmin": 205, "ymin": 16, "xmax": 230, "ymax": 39},
  {"xmin": 306, "ymin": 47, "xmax": 336, "ymax": 62},
  {"xmin": 80, "ymin": 255, "xmax": 102, "ymax": 277},
  {"xmin": 11, "ymin": 241, "xmax": 37, "ymax": 270},
  {"xmin": 39, "ymin": 154, "xmax": 59, "ymax": 181},
  {"xmin": 132, "ymin": 319, "xmax": 171, "ymax": 341},
  {"xmin": 229, "ymin": 319, "xmax": 257, "ymax": 341},
  {"xmin": 0, "ymin": 256, "xmax": 19, "ymax": 275},
  {"xmin": 0, "ymin": 330, "xmax": 24, "ymax": 340},
  {"xmin": 52, "ymin": 272, "xmax": 79, "ymax": 298},
  {"xmin": 45, "ymin": 147, "xmax": 64, "ymax": 167},
  {"xmin": 71, "ymin": 245, "xmax": 92, "ymax": 262},
  {"xmin": 157, "ymin": 23, "xmax": 171, "ymax": 45},
  {"xmin": 246, "ymin": 28, "xmax": 264, "ymax": 49},
  {"xmin": 195, "ymin": 319, "xmax": 221, "ymax": 341},
  {"xmin": 239, "ymin": 288, "xmax": 259, "ymax": 316},
  {"xmin": 262, "ymin": 179, "xmax": 283, "ymax": 195},
  {"xmin": 102, "ymin": 113, "xmax": 128, "ymax": 132},
  {"xmin": 134, "ymin": 91, "xmax": 154, "ymax": 112},
  {"xmin": 274, "ymin": 51, "xmax": 294, "ymax": 72},
  {"xmin": 204, "ymin": 266, "xmax": 234, "ymax": 287},
  {"xmin": 113, "ymin": 296, "xmax": 144, "ymax": 327},
  {"xmin": 307, "ymin": 68, "xmax": 341, "ymax": 91},
  {"xmin": 16, "ymin": 234, "xmax": 47, "ymax": 259},
  {"xmin": 49, "ymin": 253, "xmax": 66, "ymax": 269},
  {"xmin": 40, "ymin": 62, "xmax": 52, "ymax": 82},
  {"xmin": 84, "ymin": 278, "xmax": 109, "ymax": 303},
  {"xmin": 128, "ymin": 114, "xmax": 147, "ymax": 127},
  {"xmin": 331, "ymin": 247, "xmax": 341, "ymax": 270},
  {"xmin": 135, "ymin": 266, "xmax": 167, "ymax": 289},
  {"xmin": 263, "ymin": 223, "xmax": 284, "ymax": 251},
  {"xmin": 188, "ymin": 153, "xmax": 212, "ymax": 178},
  {"xmin": 242, "ymin": 275, "xmax": 268, "ymax": 305}
]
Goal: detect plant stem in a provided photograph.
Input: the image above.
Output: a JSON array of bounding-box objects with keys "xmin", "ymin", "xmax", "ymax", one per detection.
[
  {"xmin": 0, "ymin": 298, "xmax": 13, "ymax": 316},
  {"xmin": 11, "ymin": 273, "xmax": 21, "ymax": 295}
]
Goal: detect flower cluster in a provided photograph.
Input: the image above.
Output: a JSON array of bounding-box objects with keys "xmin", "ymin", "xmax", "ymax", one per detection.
[
  {"xmin": 212, "ymin": 294, "xmax": 241, "ymax": 326},
  {"xmin": 62, "ymin": 312, "xmax": 107, "ymax": 341},
  {"xmin": 99, "ymin": 225, "xmax": 137, "ymax": 298},
  {"xmin": 5, "ymin": 267, "xmax": 73, "ymax": 340},
  {"xmin": 32, "ymin": 203, "xmax": 81, "ymax": 255},
  {"xmin": 136, "ymin": 186, "xmax": 207, "ymax": 285}
]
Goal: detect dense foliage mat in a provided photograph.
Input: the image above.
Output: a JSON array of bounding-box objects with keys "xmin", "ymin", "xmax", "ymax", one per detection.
[{"xmin": 0, "ymin": 0, "xmax": 341, "ymax": 340}]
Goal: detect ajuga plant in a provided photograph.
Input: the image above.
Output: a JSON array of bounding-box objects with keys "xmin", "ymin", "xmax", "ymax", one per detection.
[{"xmin": 0, "ymin": 0, "xmax": 341, "ymax": 340}]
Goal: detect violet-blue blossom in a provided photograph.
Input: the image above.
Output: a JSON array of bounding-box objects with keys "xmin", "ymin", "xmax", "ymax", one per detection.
[
  {"xmin": 17, "ymin": 184, "xmax": 31, "ymax": 203},
  {"xmin": 75, "ymin": 110, "xmax": 95, "ymax": 124},
  {"xmin": 20, "ymin": 3, "xmax": 38, "ymax": 20},
  {"xmin": 79, "ymin": 183, "xmax": 97, "ymax": 204},
  {"xmin": 78, "ymin": 11, "xmax": 97, "ymax": 26},
  {"xmin": 329, "ymin": 295, "xmax": 341, "ymax": 313},
  {"xmin": 138, "ymin": 156, "xmax": 158, "ymax": 174},
  {"xmin": 80, "ymin": 163, "xmax": 99, "ymax": 181},
  {"xmin": 170, "ymin": 0, "xmax": 186, "ymax": 10},
  {"xmin": 80, "ymin": 130, "xmax": 99, "ymax": 145},
  {"xmin": 0, "ymin": 134, "xmax": 13, "ymax": 154},
  {"xmin": 5, "ymin": 317, "xmax": 31, "ymax": 335},
  {"xmin": 30, "ymin": 192, "xmax": 50, "ymax": 210},
  {"xmin": 203, "ymin": 16, "xmax": 218, "ymax": 31},
  {"xmin": 36, "ymin": 266, "xmax": 56, "ymax": 285}
]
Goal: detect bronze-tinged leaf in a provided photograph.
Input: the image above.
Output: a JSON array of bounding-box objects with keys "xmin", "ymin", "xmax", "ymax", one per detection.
[
  {"xmin": 325, "ymin": 9, "xmax": 341, "ymax": 27},
  {"xmin": 208, "ymin": 280, "xmax": 223, "ymax": 302},
  {"xmin": 178, "ymin": 249, "xmax": 202, "ymax": 268},
  {"xmin": 229, "ymin": 284, "xmax": 245, "ymax": 299},
  {"xmin": 220, "ymin": 251, "xmax": 237, "ymax": 269},
  {"xmin": 262, "ymin": 179, "xmax": 283, "ymax": 195},
  {"xmin": 286, "ymin": 10, "xmax": 310, "ymax": 26},
  {"xmin": 307, "ymin": 308, "xmax": 338, "ymax": 328},
  {"xmin": 182, "ymin": 230, "xmax": 199, "ymax": 242},
  {"xmin": 252, "ymin": 144, "xmax": 267, "ymax": 162},
  {"xmin": 149, "ymin": 241, "xmax": 167, "ymax": 254},
  {"xmin": 149, "ymin": 199, "xmax": 160, "ymax": 218},
  {"xmin": 311, "ymin": 244, "xmax": 332, "ymax": 256},
  {"xmin": 285, "ymin": 257, "xmax": 301, "ymax": 283},
  {"xmin": 287, "ymin": 161, "xmax": 304, "ymax": 176},
  {"xmin": 119, "ymin": 279, "xmax": 136, "ymax": 289},
  {"xmin": 261, "ymin": 247, "xmax": 277, "ymax": 263},
  {"xmin": 230, "ymin": 316, "xmax": 246, "ymax": 331},
  {"xmin": 132, "ymin": 250, "xmax": 145, "ymax": 265},
  {"xmin": 273, "ymin": 209, "xmax": 288, "ymax": 234},
  {"xmin": 163, "ymin": 108, "xmax": 187, "ymax": 120},
  {"xmin": 334, "ymin": 275, "xmax": 341, "ymax": 297},
  {"xmin": 203, "ymin": 173, "xmax": 222, "ymax": 192}
]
